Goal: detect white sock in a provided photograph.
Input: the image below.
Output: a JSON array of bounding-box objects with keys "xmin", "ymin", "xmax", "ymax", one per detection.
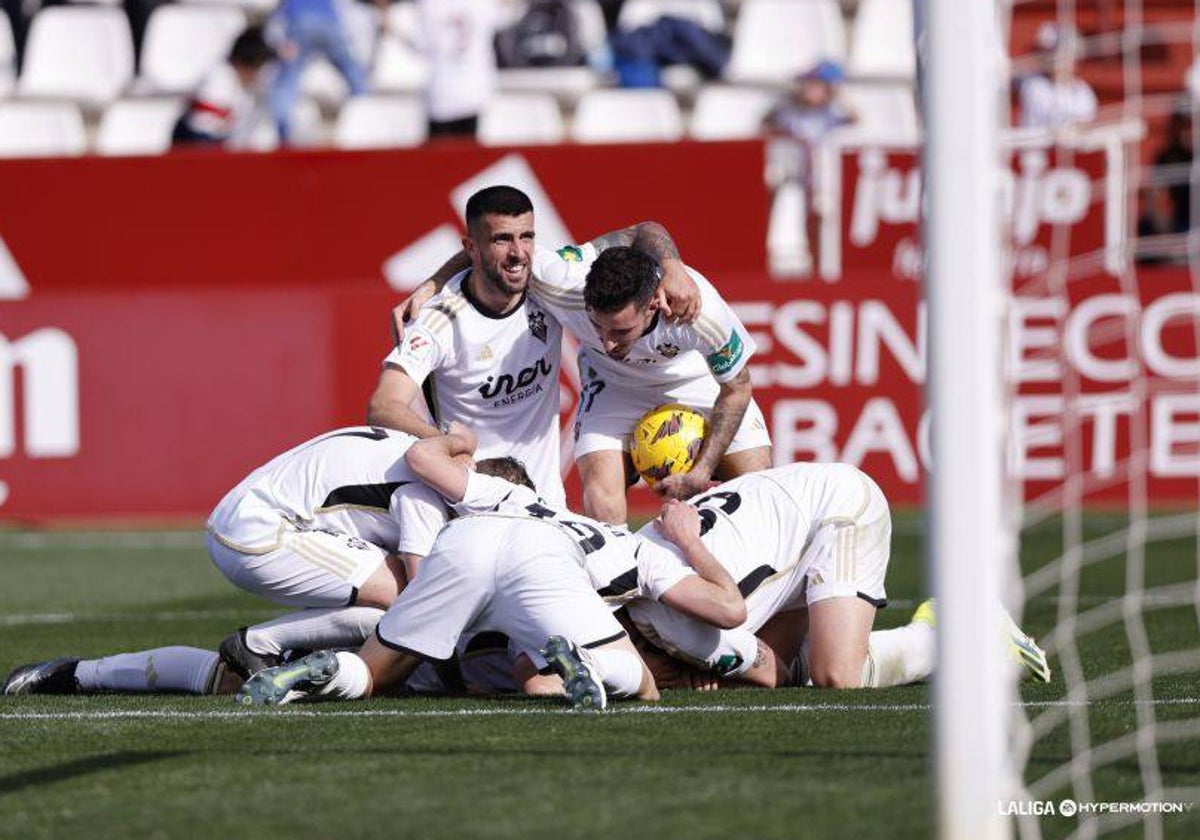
[
  {"xmin": 75, "ymin": 647, "xmax": 220, "ymax": 695},
  {"xmin": 586, "ymin": 648, "xmax": 644, "ymax": 698},
  {"xmin": 861, "ymin": 622, "xmax": 936, "ymax": 688},
  {"xmin": 243, "ymin": 607, "xmax": 384, "ymax": 656},
  {"xmin": 314, "ymin": 651, "xmax": 372, "ymax": 700}
]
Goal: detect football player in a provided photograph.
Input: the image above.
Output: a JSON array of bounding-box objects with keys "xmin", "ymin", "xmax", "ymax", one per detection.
[{"xmin": 368, "ymin": 185, "xmax": 699, "ymax": 508}]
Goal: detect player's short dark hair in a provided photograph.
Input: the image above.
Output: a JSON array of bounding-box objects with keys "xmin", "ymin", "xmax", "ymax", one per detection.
[
  {"xmin": 230, "ymin": 26, "xmax": 275, "ymax": 68},
  {"xmin": 465, "ymin": 186, "xmax": 534, "ymax": 236},
  {"xmin": 476, "ymin": 457, "xmax": 536, "ymax": 491},
  {"xmin": 584, "ymin": 246, "xmax": 661, "ymax": 313}
]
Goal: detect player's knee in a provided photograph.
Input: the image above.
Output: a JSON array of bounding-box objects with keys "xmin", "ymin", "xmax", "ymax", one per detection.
[{"xmin": 807, "ymin": 657, "xmax": 864, "ymax": 690}]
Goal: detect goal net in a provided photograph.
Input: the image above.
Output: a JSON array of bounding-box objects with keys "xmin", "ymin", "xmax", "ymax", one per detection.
[{"xmin": 930, "ymin": 1, "xmax": 1200, "ymax": 837}]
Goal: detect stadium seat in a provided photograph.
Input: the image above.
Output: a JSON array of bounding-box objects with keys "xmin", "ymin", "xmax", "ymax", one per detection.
[
  {"xmin": 617, "ymin": 0, "xmax": 726, "ymax": 31},
  {"xmin": 0, "ymin": 102, "xmax": 87, "ymax": 157},
  {"xmin": 498, "ymin": 67, "xmax": 601, "ymax": 104},
  {"xmin": 847, "ymin": 0, "xmax": 916, "ymax": 80},
  {"xmin": 333, "ymin": 95, "xmax": 427, "ymax": 149},
  {"xmin": 371, "ymin": 5, "xmax": 430, "ymax": 94},
  {"xmin": 726, "ymin": 0, "xmax": 846, "ymax": 85},
  {"xmin": 689, "ymin": 84, "xmax": 778, "ymax": 140},
  {"xmin": 242, "ymin": 96, "xmax": 323, "ymax": 151},
  {"xmin": 18, "ymin": 7, "xmax": 134, "ymax": 105},
  {"xmin": 94, "ymin": 98, "xmax": 182, "ymax": 156},
  {"xmin": 479, "ymin": 92, "xmax": 566, "ymax": 146},
  {"xmin": 837, "ymin": 82, "xmax": 920, "ymax": 144},
  {"xmin": 571, "ymin": 88, "xmax": 684, "ymax": 143},
  {"xmin": 0, "ymin": 15, "xmax": 14, "ymax": 97},
  {"xmin": 139, "ymin": 5, "xmax": 247, "ymax": 94}
]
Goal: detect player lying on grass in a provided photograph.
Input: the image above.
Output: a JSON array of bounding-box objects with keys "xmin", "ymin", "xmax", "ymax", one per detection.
[
  {"xmin": 368, "ymin": 185, "xmax": 701, "ymax": 508},
  {"xmin": 387, "ymin": 185, "xmax": 772, "ymax": 525},
  {"xmin": 617, "ymin": 463, "xmax": 1052, "ymax": 690}
]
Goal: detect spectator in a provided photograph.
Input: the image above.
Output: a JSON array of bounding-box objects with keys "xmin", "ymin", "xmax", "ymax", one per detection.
[
  {"xmin": 172, "ymin": 26, "xmax": 276, "ymax": 150},
  {"xmin": 418, "ymin": 0, "xmax": 501, "ymax": 140},
  {"xmin": 1138, "ymin": 110, "xmax": 1192, "ymax": 259},
  {"xmin": 267, "ymin": 0, "xmax": 386, "ymax": 144},
  {"xmin": 762, "ymin": 60, "xmax": 857, "ymax": 274},
  {"xmin": 1018, "ymin": 23, "xmax": 1097, "ymax": 130}
]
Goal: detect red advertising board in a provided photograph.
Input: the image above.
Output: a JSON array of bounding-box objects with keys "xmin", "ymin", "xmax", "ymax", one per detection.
[{"xmin": 0, "ymin": 140, "xmax": 1196, "ymax": 520}]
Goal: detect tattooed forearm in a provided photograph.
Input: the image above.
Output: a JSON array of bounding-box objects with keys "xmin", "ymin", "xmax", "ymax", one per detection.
[
  {"xmin": 694, "ymin": 368, "xmax": 752, "ymax": 474},
  {"xmin": 590, "ymin": 221, "xmax": 681, "ymax": 262}
]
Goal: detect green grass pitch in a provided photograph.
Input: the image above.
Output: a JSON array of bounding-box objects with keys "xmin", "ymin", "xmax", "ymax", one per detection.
[{"xmin": 0, "ymin": 516, "xmax": 1196, "ymax": 839}]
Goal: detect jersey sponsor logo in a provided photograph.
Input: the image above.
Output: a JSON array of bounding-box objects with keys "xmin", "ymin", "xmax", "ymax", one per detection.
[
  {"xmin": 556, "ymin": 245, "xmax": 584, "ymax": 262},
  {"xmin": 527, "ymin": 308, "xmax": 548, "ymax": 343},
  {"xmin": 477, "ymin": 355, "xmax": 554, "ymax": 406},
  {"xmin": 404, "ymin": 332, "xmax": 432, "ymax": 361},
  {"xmin": 478, "ymin": 344, "xmax": 494, "ymax": 361},
  {"xmin": 655, "ymin": 342, "xmax": 681, "ymax": 358},
  {"xmin": 707, "ymin": 331, "xmax": 744, "ymax": 375}
]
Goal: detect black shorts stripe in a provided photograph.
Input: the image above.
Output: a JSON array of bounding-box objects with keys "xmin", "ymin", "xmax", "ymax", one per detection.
[
  {"xmin": 857, "ymin": 592, "xmax": 887, "ymax": 608},
  {"xmin": 374, "ymin": 627, "xmax": 450, "ymax": 663},
  {"xmin": 582, "ymin": 630, "xmax": 627, "ymax": 650},
  {"xmin": 321, "ymin": 481, "xmax": 409, "ymax": 511}
]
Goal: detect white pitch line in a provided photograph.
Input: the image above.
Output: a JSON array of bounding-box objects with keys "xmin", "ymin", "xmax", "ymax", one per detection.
[
  {"xmin": 2, "ymin": 698, "xmax": 1197, "ymax": 722},
  {"xmin": 0, "ymin": 531, "xmax": 204, "ymax": 550},
  {"xmin": 0, "ymin": 609, "xmax": 277, "ymax": 627}
]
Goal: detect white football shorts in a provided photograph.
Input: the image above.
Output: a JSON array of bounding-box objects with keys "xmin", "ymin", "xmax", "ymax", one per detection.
[
  {"xmin": 206, "ymin": 526, "xmax": 388, "ymax": 608},
  {"xmin": 572, "ymin": 360, "xmax": 772, "ymax": 460},
  {"xmin": 375, "ymin": 516, "xmax": 626, "ymax": 668}
]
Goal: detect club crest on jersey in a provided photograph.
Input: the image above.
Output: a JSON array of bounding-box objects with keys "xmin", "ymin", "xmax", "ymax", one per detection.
[
  {"xmin": 527, "ymin": 308, "xmax": 548, "ymax": 343},
  {"xmin": 707, "ymin": 332, "xmax": 744, "ymax": 375},
  {"xmin": 556, "ymin": 245, "xmax": 584, "ymax": 262},
  {"xmin": 656, "ymin": 342, "xmax": 681, "ymax": 358}
]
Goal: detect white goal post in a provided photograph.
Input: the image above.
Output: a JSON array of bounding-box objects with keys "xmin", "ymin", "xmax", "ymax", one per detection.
[{"xmin": 923, "ymin": 1, "xmax": 1017, "ymax": 838}]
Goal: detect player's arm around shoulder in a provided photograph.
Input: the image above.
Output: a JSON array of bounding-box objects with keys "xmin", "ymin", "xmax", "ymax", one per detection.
[
  {"xmin": 404, "ymin": 422, "xmax": 478, "ymax": 503},
  {"xmin": 653, "ymin": 500, "xmax": 746, "ymax": 629}
]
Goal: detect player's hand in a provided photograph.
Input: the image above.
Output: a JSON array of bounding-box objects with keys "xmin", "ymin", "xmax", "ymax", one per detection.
[
  {"xmin": 443, "ymin": 420, "xmax": 477, "ymax": 454},
  {"xmin": 655, "ymin": 259, "xmax": 700, "ymax": 324},
  {"xmin": 654, "ymin": 469, "xmax": 712, "ymax": 501},
  {"xmin": 654, "ymin": 498, "xmax": 702, "ymax": 546},
  {"xmin": 389, "ymin": 280, "xmax": 439, "ymax": 346}
]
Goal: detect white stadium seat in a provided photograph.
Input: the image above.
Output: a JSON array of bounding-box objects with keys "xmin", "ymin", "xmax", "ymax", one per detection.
[
  {"xmin": 497, "ymin": 67, "xmax": 601, "ymax": 104},
  {"xmin": 140, "ymin": 6, "xmax": 247, "ymax": 94},
  {"xmin": 689, "ymin": 84, "xmax": 778, "ymax": 140},
  {"xmin": 176, "ymin": 0, "xmax": 276, "ymax": 14},
  {"xmin": 617, "ymin": 0, "xmax": 726, "ymax": 31},
  {"xmin": 18, "ymin": 7, "xmax": 134, "ymax": 105},
  {"xmin": 571, "ymin": 88, "xmax": 684, "ymax": 143},
  {"xmin": 370, "ymin": 35, "xmax": 430, "ymax": 93},
  {"xmin": 334, "ymin": 95, "xmax": 427, "ymax": 149},
  {"xmin": 0, "ymin": 15, "xmax": 15, "ymax": 97},
  {"xmin": 479, "ymin": 92, "xmax": 565, "ymax": 146},
  {"xmin": 94, "ymin": 98, "xmax": 183, "ymax": 156},
  {"xmin": 848, "ymin": 0, "xmax": 916, "ymax": 80},
  {"xmin": 837, "ymin": 82, "xmax": 919, "ymax": 144},
  {"xmin": 726, "ymin": 0, "xmax": 846, "ymax": 84},
  {"xmin": 0, "ymin": 102, "xmax": 87, "ymax": 157}
]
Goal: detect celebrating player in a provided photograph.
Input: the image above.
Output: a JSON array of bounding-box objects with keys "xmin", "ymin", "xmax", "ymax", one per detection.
[{"xmin": 367, "ymin": 185, "xmax": 698, "ymax": 507}]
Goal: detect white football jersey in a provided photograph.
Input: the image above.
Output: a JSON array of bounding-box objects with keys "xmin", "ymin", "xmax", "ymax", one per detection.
[
  {"xmin": 454, "ymin": 472, "xmax": 692, "ymax": 607},
  {"xmin": 207, "ymin": 427, "xmax": 448, "ymax": 557},
  {"xmin": 385, "ymin": 270, "xmax": 565, "ymax": 505},
  {"xmin": 529, "ymin": 244, "xmax": 756, "ymax": 388},
  {"xmin": 633, "ymin": 462, "xmax": 887, "ymax": 602}
]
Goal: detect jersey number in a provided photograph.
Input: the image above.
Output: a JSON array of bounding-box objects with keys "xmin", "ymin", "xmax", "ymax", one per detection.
[
  {"xmin": 524, "ymin": 502, "xmax": 615, "ymax": 556},
  {"xmin": 690, "ymin": 491, "xmax": 742, "ymax": 536}
]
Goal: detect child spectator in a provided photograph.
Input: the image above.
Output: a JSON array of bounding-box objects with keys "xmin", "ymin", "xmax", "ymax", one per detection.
[{"xmin": 172, "ymin": 26, "xmax": 276, "ymax": 149}]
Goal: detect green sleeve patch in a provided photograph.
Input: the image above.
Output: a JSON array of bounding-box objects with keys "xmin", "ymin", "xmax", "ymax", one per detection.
[
  {"xmin": 707, "ymin": 331, "xmax": 745, "ymax": 376},
  {"xmin": 556, "ymin": 245, "xmax": 584, "ymax": 262}
]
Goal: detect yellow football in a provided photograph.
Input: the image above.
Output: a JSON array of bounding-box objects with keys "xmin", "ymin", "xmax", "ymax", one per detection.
[{"xmin": 629, "ymin": 404, "xmax": 708, "ymax": 487}]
